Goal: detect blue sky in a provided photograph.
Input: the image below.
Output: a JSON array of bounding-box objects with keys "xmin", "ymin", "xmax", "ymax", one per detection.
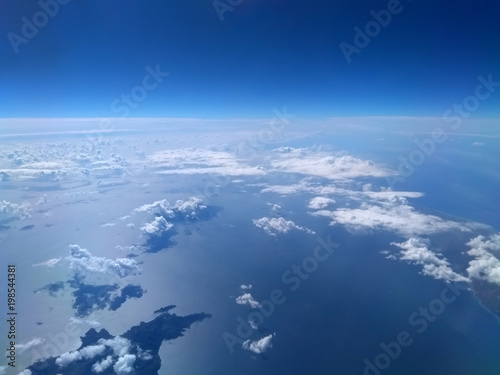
[{"xmin": 1, "ymin": 0, "xmax": 499, "ymax": 118}]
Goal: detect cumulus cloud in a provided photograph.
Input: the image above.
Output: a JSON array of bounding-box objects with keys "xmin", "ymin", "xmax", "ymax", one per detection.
[
  {"xmin": 0, "ymin": 200, "xmax": 32, "ymax": 219},
  {"xmin": 91, "ymin": 355, "xmax": 113, "ymax": 373},
  {"xmin": 308, "ymin": 197, "xmax": 335, "ymax": 209},
  {"xmin": 56, "ymin": 336, "xmax": 134, "ymax": 370},
  {"xmin": 467, "ymin": 234, "xmax": 500, "ymax": 285},
  {"xmin": 391, "ymin": 238, "xmax": 469, "ymax": 282},
  {"xmin": 240, "ymin": 284, "xmax": 252, "ymax": 290},
  {"xmin": 66, "ymin": 244, "xmax": 140, "ymax": 278},
  {"xmin": 253, "ymin": 216, "xmax": 315, "ymax": 236},
  {"xmin": 99, "ymin": 337, "xmax": 131, "ymax": 357},
  {"xmin": 140, "ymin": 216, "xmax": 173, "ymax": 235},
  {"xmin": 56, "ymin": 343, "xmax": 107, "ymax": 366},
  {"xmin": 113, "ymin": 354, "xmax": 136, "ymax": 374},
  {"xmin": 242, "ymin": 333, "xmax": 275, "ymax": 354},
  {"xmin": 134, "ymin": 196, "xmax": 207, "ymax": 221},
  {"xmin": 236, "ymin": 293, "xmax": 261, "ymax": 308}
]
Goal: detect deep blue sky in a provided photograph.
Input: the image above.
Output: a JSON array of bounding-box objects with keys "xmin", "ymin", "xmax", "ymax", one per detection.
[{"xmin": 1, "ymin": 0, "xmax": 499, "ymax": 118}]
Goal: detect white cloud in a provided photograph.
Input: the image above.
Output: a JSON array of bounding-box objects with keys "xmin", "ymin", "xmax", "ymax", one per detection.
[
  {"xmin": 148, "ymin": 148, "xmax": 266, "ymax": 176},
  {"xmin": 236, "ymin": 293, "xmax": 261, "ymax": 308},
  {"xmin": 69, "ymin": 317, "xmax": 101, "ymax": 328},
  {"xmin": 253, "ymin": 216, "xmax": 315, "ymax": 236},
  {"xmin": 270, "ymin": 149, "xmax": 390, "ymax": 180},
  {"xmin": 56, "ymin": 344, "xmax": 106, "ymax": 367},
  {"xmin": 98, "ymin": 337, "xmax": 131, "ymax": 357},
  {"xmin": 134, "ymin": 196, "xmax": 207, "ymax": 220},
  {"xmin": 113, "ymin": 354, "xmax": 136, "ymax": 375},
  {"xmin": 240, "ymin": 284, "xmax": 252, "ymax": 290},
  {"xmin": 0, "ymin": 200, "xmax": 32, "ymax": 219},
  {"xmin": 140, "ymin": 216, "xmax": 173, "ymax": 235},
  {"xmin": 66, "ymin": 244, "xmax": 140, "ymax": 278},
  {"xmin": 17, "ymin": 370, "xmax": 32, "ymax": 375},
  {"xmin": 308, "ymin": 197, "xmax": 335, "ymax": 209},
  {"xmin": 391, "ymin": 238, "xmax": 469, "ymax": 282},
  {"xmin": 242, "ymin": 333, "xmax": 275, "ymax": 354},
  {"xmin": 467, "ymin": 234, "xmax": 500, "ymax": 285},
  {"xmin": 92, "ymin": 355, "xmax": 113, "ymax": 373},
  {"xmin": 314, "ymin": 203, "xmax": 470, "ymax": 237},
  {"xmin": 17, "ymin": 338, "xmax": 45, "ymax": 353},
  {"xmin": 56, "ymin": 351, "xmax": 82, "ymax": 367}
]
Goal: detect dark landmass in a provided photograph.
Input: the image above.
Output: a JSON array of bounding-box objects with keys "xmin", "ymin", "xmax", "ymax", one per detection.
[
  {"xmin": 143, "ymin": 227, "xmax": 178, "ymax": 253},
  {"xmin": 68, "ymin": 278, "xmax": 146, "ymax": 317},
  {"xmin": 35, "ymin": 278, "xmax": 145, "ymax": 317},
  {"xmin": 26, "ymin": 305, "xmax": 211, "ymax": 375},
  {"xmin": 471, "ymin": 279, "xmax": 500, "ymax": 317}
]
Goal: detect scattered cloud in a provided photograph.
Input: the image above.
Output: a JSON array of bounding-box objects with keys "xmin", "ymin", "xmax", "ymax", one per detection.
[
  {"xmin": 134, "ymin": 196, "xmax": 208, "ymax": 221},
  {"xmin": 467, "ymin": 234, "xmax": 500, "ymax": 285},
  {"xmin": 253, "ymin": 216, "xmax": 315, "ymax": 236},
  {"xmin": 391, "ymin": 238, "xmax": 469, "ymax": 283},
  {"xmin": 236, "ymin": 293, "xmax": 261, "ymax": 308},
  {"xmin": 240, "ymin": 284, "xmax": 252, "ymax": 290},
  {"xmin": 91, "ymin": 355, "xmax": 113, "ymax": 373},
  {"xmin": 66, "ymin": 244, "xmax": 140, "ymax": 279},
  {"xmin": 140, "ymin": 216, "xmax": 173, "ymax": 235},
  {"xmin": 242, "ymin": 333, "xmax": 275, "ymax": 354},
  {"xmin": 0, "ymin": 200, "xmax": 32, "ymax": 219},
  {"xmin": 308, "ymin": 197, "xmax": 335, "ymax": 209}
]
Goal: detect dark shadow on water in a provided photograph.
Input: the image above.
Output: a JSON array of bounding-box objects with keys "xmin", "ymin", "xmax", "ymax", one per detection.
[{"xmin": 142, "ymin": 228, "xmax": 178, "ymax": 254}]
